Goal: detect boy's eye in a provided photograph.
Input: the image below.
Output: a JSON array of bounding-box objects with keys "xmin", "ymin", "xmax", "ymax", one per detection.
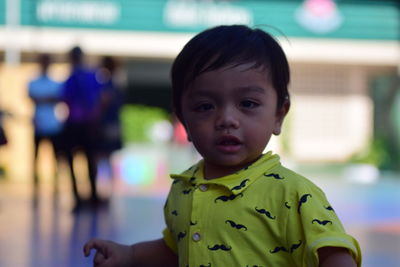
[
  {"xmin": 240, "ymin": 100, "xmax": 260, "ymax": 109},
  {"xmin": 194, "ymin": 103, "xmax": 214, "ymax": 112}
]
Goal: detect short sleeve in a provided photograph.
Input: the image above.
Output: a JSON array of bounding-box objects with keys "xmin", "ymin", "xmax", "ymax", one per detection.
[
  {"xmin": 162, "ymin": 192, "xmax": 178, "ymax": 254},
  {"xmin": 285, "ymin": 183, "xmax": 362, "ymax": 267},
  {"xmin": 162, "ymin": 228, "xmax": 178, "ymax": 254}
]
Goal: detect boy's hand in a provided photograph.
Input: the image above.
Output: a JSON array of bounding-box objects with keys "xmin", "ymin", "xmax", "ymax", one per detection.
[{"xmin": 83, "ymin": 238, "xmax": 134, "ymax": 267}]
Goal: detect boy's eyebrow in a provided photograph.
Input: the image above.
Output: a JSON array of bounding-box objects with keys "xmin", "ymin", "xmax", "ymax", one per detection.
[{"xmin": 236, "ymin": 86, "xmax": 266, "ymax": 94}]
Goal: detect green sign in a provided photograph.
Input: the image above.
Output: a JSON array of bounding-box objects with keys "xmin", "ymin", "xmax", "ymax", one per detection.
[
  {"xmin": 0, "ymin": 0, "xmax": 5, "ymax": 25},
  {"xmin": 2, "ymin": 0, "xmax": 398, "ymax": 40}
]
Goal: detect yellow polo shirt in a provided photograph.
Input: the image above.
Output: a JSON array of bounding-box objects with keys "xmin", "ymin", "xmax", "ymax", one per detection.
[{"xmin": 163, "ymin": 152, "xmax": 361, "ymax": 267}]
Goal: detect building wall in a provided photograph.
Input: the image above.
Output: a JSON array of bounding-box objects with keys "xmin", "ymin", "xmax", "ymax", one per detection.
[{"xmin": 0, "ymin": 60, "xmax": 397, "ymax": 181}]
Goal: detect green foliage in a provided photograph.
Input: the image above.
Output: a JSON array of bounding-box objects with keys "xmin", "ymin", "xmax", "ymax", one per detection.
[
  {"xmin": 120, "ymin": 105, "xmax": 169, "ymax": 143},
  {"xmin": 349, "ymin": 138, "xmax": 392, "ymax": 169}
]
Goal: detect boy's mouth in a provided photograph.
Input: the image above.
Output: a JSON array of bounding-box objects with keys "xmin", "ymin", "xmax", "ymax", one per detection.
[{"xmin": 216, "ymin": 135, "xmax": 242, "ymax": 153}]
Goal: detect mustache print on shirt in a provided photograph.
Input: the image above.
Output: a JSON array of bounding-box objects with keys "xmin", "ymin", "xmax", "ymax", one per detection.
[
  {"xmin": 264, "ymin": 173, "xmax": 284, "ymax": 180},
  {"xmin": 177, "ymin": 231, "xmax": 186, "ymax": 241},
  {"xmin": 297, "ymin": 194, "xmax": 312, "ymax": 213},
  {"xmin": 284, "ymin": 202, "xmax": 291, "ymax": 209},
  {"xmin": 225, "ymin": 220, "xmax": 248, "ymax": 231},
  {"xmin": 235, "ymin": 166, "xmax": 249, "ymax": 175},
  {"xmin": 290, "ymin": 240, "xmax": 302, "ymax": 253},
  {"xmin": 171, "ymin": 210, "xmax": 178, "ymax": 216},
  {"xmin": 231, "ymin": 179, "xmax": 250, "ymax": 191},
  {"xmin": 182, "ymin": 189, "xmax": 192, "ymax": 195},
  {"xmin": 269, "ymin": 246, "xmax": 288, "ymax": 253},
  {"xmin": 242, "ymin": 165, "xmax": 249, "ymax": 171},
  {"xmin": 255, "ymin": 207, "xmax": 276, "ymax": 219},
  {"xmin": 312, "ymin": 219, "xmax": 333, "ymax": 225},
  {"xmin": 207, "ymin": 244, "xmax": 232, "ymax": 251},
  {"xmin": 190, "ymin": 220, "xmax": 197, "ymax": 226},
  {"xmin": 189, "ymin": 177, "xmax": 196, "ymax": 186},
  {"xmin": 270, "ymin": 240, "xmax": 302, "ymax": 254},
  {"xmin": 214, "ymin": 193, "xmax": 243, "ymax": 203},
  {"xmin": 324, "ymin": 205, "xmax": 335, "ymax": 212},
  {"xmin": 199, "ymin": 264, "xmax": 211, "ymax": 267}
]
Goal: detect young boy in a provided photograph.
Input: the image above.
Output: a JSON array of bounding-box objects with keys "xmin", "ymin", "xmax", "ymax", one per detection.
[{"xmin": 84, "ymin": 25, "xmax": 361, "ymax": 267}]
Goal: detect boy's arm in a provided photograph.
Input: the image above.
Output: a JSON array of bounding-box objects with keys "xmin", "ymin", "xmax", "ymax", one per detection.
[
  {"xmin": 84, "ymin": 238, "xmax": 178, "ymax": 267},
  {"xmin": 318, "ymin": 247, "xmax": 357, "ymax": 267},
  {"xmin": 131, "ymin": 238, "xmax": 178, "ymax": 267}
]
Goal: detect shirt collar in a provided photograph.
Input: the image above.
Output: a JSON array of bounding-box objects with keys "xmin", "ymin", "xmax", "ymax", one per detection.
[{"xmin": 170, "ymin": 151, "xmax": 281, "ymax": 195}]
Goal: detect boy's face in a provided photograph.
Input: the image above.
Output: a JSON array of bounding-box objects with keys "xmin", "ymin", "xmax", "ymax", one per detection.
[{"xmin": 181, "ymin": 63, "xmax": 289, "ymax": 179}]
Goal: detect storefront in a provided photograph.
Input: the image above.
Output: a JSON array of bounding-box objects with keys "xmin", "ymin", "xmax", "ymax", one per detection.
[{"xmin": 0, "ymin": 0, "xmax": 399, "ymax": 181}]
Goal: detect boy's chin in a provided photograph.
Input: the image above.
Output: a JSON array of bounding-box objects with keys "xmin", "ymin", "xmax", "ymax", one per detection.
[{"xmin": 204, "ymin": 155, "xmax": 261, "ymax": 175}]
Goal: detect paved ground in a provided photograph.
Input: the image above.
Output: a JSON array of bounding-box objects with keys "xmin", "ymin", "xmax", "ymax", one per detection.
[{"xmin": 0, "ymin": 170, "xmax": 399, "ymax": 267}]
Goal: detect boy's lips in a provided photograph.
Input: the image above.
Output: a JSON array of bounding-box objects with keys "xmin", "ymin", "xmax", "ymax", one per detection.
[{"xmin": 216, "ymin": 135, "xmax": 243, "ymax": 153}]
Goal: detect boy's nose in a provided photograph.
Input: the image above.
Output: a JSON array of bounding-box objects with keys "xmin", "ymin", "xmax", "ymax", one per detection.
[{"xmin": 215, "ymin": 109, "xmax": 239, "ymax": 130}]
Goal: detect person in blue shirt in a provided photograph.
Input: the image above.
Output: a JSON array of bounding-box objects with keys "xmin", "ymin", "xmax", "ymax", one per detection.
[{"xmin": 28, "ymin": 54, "xmax": 64, "ymax": 194}]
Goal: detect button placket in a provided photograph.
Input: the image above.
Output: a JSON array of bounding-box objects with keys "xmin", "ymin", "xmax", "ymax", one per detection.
[
  {"xmin": 199, "ymin": 184, "xmax": 208, "ymax": 192},
  {"xmin": 192, "ymin": 232, "xmax": 201, "ymax": 241},
  {"xmin": 190, "ymin": 184, "xmax": 208, "ymax": 246}
]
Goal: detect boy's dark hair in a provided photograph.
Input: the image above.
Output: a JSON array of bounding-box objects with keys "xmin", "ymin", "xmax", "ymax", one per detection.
[{"xmin": 171, "ymin": 25, "xmax": 290, "ymax": 123}]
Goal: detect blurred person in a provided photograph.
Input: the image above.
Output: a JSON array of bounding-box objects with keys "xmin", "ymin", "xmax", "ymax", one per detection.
[
  {"xmin": 0, "ymin": 110, "xmax": 8, "ymax": 146},
  {"xmin": 62, "ymin": 46, "xmax": 103, "ymax": 209},
  {"xmin": 0, "ymin": 109, "xmax": 13, "ymax": 178},
  {"xmin": 95, "ymin": 56, "xmax": 124, "ymax": 188},
  {"xmin": 83, "ymin": 25, "xmax": 361, "ymax": 267},
  {"xmin": 28, "ymin": 54, "xmax": 64, "ymax": 194}
]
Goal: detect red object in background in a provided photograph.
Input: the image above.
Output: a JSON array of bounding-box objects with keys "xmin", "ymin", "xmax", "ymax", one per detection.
[
  {"xmin": 305, "ymin": 0, "xmax": 336, "ymax": 17},
  {"xmin": 173, "ymin": 121, "xmax": 189, "ymax": 145}
]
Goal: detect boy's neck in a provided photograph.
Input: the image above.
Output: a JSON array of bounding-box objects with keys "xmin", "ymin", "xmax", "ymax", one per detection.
[{"xmin": 203, "ymin": 155, "xmax": 263, "ymax": 180}]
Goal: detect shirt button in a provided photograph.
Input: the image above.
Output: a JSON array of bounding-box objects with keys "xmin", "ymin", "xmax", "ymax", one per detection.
[
  {"xmin": 199, "ymin": 184, "xmax": 208, "ymax": 192},
  {"xmin": 192, "ymin": 232, "xmax": 201, "ymax": 241}
]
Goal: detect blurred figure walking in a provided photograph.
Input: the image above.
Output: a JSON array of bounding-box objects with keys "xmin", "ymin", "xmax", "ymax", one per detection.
[
  {"xmin": 0, "ymin": 110, "xmax": 9, "ymax": 146},
  {"xmin": 62, "ymin": 46, "xmax": 103, "ymax": 209},
  {"xmin": 28, "ymin": 54, "xmax": 64, "ymax": 195},
  {"xmin": 95, "ymin": 56, "xmax": 124, "ymax": 187}
]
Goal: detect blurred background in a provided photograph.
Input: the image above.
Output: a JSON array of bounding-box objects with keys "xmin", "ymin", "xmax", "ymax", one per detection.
[{"xmin": 0, "ymin": 0, "xmax": 399, "ymax": 266}]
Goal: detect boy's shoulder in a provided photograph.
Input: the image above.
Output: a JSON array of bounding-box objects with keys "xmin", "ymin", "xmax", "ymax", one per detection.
[{"xmin": 265, "ymin": 162, "xmax": 326, "ymax": 196}]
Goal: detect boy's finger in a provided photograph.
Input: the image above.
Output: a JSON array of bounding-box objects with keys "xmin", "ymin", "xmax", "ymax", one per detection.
[
  {"xmin": 83, "ymin": 238, "xmax": 103, "ymax": 256},
  {"xmin": 83, "ymin": 240, "xmax": 94, "ymax": 256},
  {"xmin": 93, "ymin": 251, "xmax": 106, "ymax": 265}
]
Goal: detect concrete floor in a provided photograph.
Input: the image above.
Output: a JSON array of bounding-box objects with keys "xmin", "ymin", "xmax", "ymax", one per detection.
[{"xmin": 0, "ymin": 172, "xmax": 399, "ymax": 267}]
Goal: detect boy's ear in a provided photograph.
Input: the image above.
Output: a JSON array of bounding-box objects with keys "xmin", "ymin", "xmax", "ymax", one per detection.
[
  {"xmin": 182, "ymin": 122, "xmax": 192, "ymax": 142},
  {"xmin": 273, "ymin": 99, "xmax": 290, "ymax": 136}
]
